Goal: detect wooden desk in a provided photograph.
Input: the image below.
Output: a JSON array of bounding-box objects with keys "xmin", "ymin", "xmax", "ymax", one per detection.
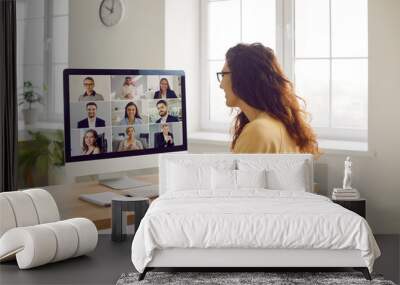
[{"xmin": 44, "ymin": 174, "xmax": 158, "ymax": 230}]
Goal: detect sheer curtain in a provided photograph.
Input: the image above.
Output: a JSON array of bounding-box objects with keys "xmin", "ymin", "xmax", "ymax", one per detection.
[{"xmin": 0, "ymin": 0, "xmax": 18, "ymax": 192}]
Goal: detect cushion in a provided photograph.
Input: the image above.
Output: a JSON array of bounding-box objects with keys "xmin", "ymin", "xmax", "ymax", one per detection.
[
  {"xmin": 167, "ymin": 162, "xmax": 212, "ymax": 191},
  {"xmin": 238, "ymin": 159, "xmax": 309, "ymax": 191},
  {"xmin": 1, "ymin": 192, "xmax": 39, "ymax": 227},
  {"xmin": 211, "ymin": 168, "xmax": 236, "ymax": 190},
  {"xmin": 165, "ymin": 159, "xmax": 236, "ymax": 192},
  {"xmin": 266, "ymin": 162, "xmax": 308, "ymax": 191},
  {"xmin": 0, "ymin": 218, "xmax": 98, "ymax": 269},
  {"xmin": 236, "ymin": 169, "xmax": 268, "ymax": 189},
  {"xmin": 0, "ymin": 196, "xmax": 16, "ymax": 237},
  {"xmin": 24, "ymin": 189, "xmax": 60, "ymax": 224}
]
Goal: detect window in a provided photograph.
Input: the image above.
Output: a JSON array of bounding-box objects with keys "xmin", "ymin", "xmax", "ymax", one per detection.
[
  {"xmin": 17, "ymin": 0, "xmax": 68, "ymax": 125},
  {"xmin": 201, "ymin": 0, "xmax": 368, "ymax": 141},
  {"xmin": 294, "ymin": 0, "xmax": 368, "ymax": 141},
  {"xmin": 201, "ymin": 0, "xmax": 277, "ymax": 130}
]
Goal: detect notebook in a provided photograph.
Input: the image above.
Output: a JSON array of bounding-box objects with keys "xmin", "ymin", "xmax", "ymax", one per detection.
[{"xmin": 79, "ymin": 192, "xmax": 126, "ymax": 207}]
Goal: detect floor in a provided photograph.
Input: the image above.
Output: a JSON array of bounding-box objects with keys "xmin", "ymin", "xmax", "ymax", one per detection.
[
  {"xmin": 0, "ymin": 235, "xmax": 134, "ymax": 285},
  {"xmin": 0, "ymin": 235, "xmax": 399, "ymax": 285}
]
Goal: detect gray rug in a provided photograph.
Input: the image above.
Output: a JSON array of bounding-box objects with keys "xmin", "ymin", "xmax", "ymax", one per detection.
[{"xmin": 116, "ymin": 271, "xmax": 396, "ymax": 285}]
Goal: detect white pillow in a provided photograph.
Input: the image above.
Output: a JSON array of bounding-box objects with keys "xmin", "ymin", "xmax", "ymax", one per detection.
[
  {"xmin": 236, "ymin": 169, "xmax": 267, "ymax": 189},
  {"xmin": 166, "ymin": 162, "xmax": 212, "ymax": 191},
  {"xmin": 211, "ymin": 168, "xmax": 236, "ymax": 190},
  {"xmin": 266, "ymin": 162, "xmax": 307, "ymax": 191}
]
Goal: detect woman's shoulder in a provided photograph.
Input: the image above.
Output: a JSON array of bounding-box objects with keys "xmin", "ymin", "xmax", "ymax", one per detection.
[
  {"xmin": 243, "ymin": 115, "xmax": 282, "ymax": 136},
  {"xmin": 233, "ymin": 115, "xmax": 283, "ymax": 153}
]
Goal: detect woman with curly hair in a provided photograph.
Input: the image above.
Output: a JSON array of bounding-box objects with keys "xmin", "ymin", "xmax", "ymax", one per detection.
[{"xmin": 218, "ymin": 43, "xmax": 319, "ymax": 154}]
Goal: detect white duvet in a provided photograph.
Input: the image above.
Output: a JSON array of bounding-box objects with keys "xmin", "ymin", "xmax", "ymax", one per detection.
[{"xmin": 131, "ymin": 190, "xmax": 380, "ymax": 273}]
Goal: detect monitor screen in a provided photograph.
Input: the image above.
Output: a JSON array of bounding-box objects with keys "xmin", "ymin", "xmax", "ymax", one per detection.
[{"xmin": 63, "ymin": 69, "xmax": 187, "ymax": 163}]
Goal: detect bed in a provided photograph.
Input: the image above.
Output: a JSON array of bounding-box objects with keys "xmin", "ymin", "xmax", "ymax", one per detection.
[{"xmin": 131, "ymin": 154, "xmax": 380, "ymax": 280}]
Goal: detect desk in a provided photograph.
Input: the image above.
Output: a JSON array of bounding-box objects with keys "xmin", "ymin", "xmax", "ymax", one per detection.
[{"xmin": 44, "ymin": 174, "xmax": 158, "ymax": 230}]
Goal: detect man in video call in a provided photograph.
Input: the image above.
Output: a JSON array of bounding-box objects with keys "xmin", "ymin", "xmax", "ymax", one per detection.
[
  {"xmin": 118, "ymin": 76, "xmax": 136, "ymax": 99},
  {"xmin": 155, "ymin": 123, "xmax": 174, "ymax": 148},
  {"xmin": 155, "ymin": 100, "xmax": 179, "ymax": 123},
  {"xmin": 77, "ymin": 102, "xmax": 106, "ymax": 128},
  {"xmin": 78, "ymin": 77, "xmax": 104, "ymax": 101}
]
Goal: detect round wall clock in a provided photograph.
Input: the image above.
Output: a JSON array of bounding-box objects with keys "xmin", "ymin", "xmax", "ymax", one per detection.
[{"xmin": 99, "ymin": 0, "xmax": 125, "ymax": 27}]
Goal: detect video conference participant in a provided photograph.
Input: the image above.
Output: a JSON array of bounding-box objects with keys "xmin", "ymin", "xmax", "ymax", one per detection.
[
  {"xmin": 81, "ymin": 129, "xmax": 100, "ymax": 155},
  {"xmin": 153, "ymin": 78, "xmax": 177, "ymax": 99},
  {"xmin": 117, "ymin": 127, "xmax": 144, "ymax": 151},
  {"xmin": 155, "ymin": 100, "xmax": 179, "ymax": 123},
  {"xmin": 78, "ymin": 77, "xmax": 104, "ymax": 101},
  {"xmin": 154, "ymin": 123, "xmax": 174, "ymax": 148},
  {"xmin": 118, "ymin": 76, "xmax": 136, "ymax": 100},
  {"xmin": 119, "ymin": 102, "xmax": 143, "ymax": 125},
  {"xmin": 77, "ymin": 102, "xmax": 106, "ymax": 128}
]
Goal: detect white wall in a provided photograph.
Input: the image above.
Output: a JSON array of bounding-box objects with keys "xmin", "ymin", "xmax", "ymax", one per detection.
[
  {"xmin": 317, "ymin": 0, "xmax": 400, "ymax": 234},
  {"xmin": 164, "ymin": 0, "xmax": 200, "ymax": 133},
  {"xmin": 189, "ymin": 0, "xmax": 400, "ymax": 234},
  {"xmin": 68, "ymin": 0, "xmax": 165, "ymax": 179},
  {"xmin": 69, "ymin": 0, "xmax": 165, "ymax": 68}
]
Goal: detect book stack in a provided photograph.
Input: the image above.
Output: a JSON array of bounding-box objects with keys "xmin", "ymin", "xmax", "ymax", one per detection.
[{"xmin": 332, "ymin": 188, "xmax": 360, "ymax": 200}]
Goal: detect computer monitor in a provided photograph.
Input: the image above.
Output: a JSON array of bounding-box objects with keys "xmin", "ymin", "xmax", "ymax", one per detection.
[{"xmin": 63, "ymin": 69, "xmax": 187, "ymax": 189}]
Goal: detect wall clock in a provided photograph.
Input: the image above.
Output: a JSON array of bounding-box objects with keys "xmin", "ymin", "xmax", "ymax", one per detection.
[{"xmin": 99, "ymin": 0, "xmax": 125, "ymax": 27}]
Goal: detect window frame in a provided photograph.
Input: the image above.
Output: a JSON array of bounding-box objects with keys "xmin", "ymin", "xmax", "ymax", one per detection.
[
  {"xmin": 18, "ymin": 0, "xmax": 67, "ymax": 124},
  {"xmin": 200, "ymin": 0, "xmax": 368, "ymax": 142},
  {"xmin": 44, "ymin": 0, "xmax": 68, "ymax": 122}
]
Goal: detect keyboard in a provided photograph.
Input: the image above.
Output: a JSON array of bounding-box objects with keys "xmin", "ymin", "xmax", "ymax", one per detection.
[{"xmin": 122, "ymin": 184, "xmax": 159, "ymax": 198}]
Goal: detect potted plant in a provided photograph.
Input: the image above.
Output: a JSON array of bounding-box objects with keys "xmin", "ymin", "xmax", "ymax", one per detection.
[
  {"xmin": 18, "ymin": 81, "xmax": 46, "ymax": 125},
  {"xmin": 48, "ymin": 130, "xmax": 66, "ymax": 185},
  {"xmin": 18, "ymin": 131, "xmax": 51, "ymax": 186},
  {"xmin": 18, "ymin": 130, "xmax": 65, "ymax": 187}
]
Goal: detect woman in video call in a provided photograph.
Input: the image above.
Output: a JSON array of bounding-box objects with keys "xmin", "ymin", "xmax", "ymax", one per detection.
[
  {"xmin": 119, "ymin": 102, "xmax": 143, "ymax": 125},
  {"xmin": 153, "ymin": 78, "xmax": 177, "ymax": 99},
  {"xmin": 218, "ymin": 43, "xmax": 318, "ymax": 154},
  {"xmin": 82, "ymin": 129, "xmax": 101, "ymax": 155},
  {"xmin": 117, "ymin": 127, "xmax": 144, "ymax": 151}
]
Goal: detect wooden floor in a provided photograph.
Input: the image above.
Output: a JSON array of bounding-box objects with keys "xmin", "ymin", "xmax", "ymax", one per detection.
[{"xmin": 0, "ymin": 235, "xmax": 398, "ymax": 285}]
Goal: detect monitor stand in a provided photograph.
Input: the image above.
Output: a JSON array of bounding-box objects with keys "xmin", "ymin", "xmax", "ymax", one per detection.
[{"xmin": 99, "ymin": 175, "xmax": 151, "ymax": 190}]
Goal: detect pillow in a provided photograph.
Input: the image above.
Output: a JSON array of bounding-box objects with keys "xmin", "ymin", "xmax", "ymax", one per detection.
[
  {"xmin": 266, "ymin": 162, "xmax": 308, "ymax": 191},
  {"xmin": 166, "ymin": 162, "xmax": 212, "ymax": 192},
  {"xmin": 236, "ymin": 169, "xmax": 267, "ymax": 189},
  {"xmin": 238, "ymin": 158, "xmax": 310, "ymax": 192},
  {"xmin": 211, "ymin": 168, "xmax": 236, "ymax": 190}
]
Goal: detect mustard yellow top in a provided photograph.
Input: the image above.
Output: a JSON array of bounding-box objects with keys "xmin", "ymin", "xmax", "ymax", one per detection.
[{"xmin": 232, "ymin": 113, "xmax": 300, "ymax": 153}]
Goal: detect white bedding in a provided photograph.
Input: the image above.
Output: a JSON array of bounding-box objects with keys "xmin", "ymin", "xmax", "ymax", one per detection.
[{"xmin": 131, "ymin": 190, "xmax": 380, "ymax": 273}]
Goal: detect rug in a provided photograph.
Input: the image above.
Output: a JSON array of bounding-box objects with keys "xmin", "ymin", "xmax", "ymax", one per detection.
[{"xmin": 116, "ymin": 271, "xmax": 396, "ymax": 285}]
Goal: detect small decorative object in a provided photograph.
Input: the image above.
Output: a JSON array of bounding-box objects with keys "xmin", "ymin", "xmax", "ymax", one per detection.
[
  {"xmin": 343, "ymin": 156, "xmax": 352, "ymax": 190},
  {"xmin": 18, "ymin": 81, "xmax": 45, "ymax": 125},
  {"xmin": 332, "ymin": 156, "xmax": 359, "ymax": 200},
  {"xmin": 99, "ymin": 0, "xmax": 125, "ymax": 27}
]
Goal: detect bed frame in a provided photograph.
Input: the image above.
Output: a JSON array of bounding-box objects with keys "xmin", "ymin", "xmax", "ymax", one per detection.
[
  {"xmin": 137, "ymin": 154, "xmax": 372, "ymax": 281},
  {"xmin": 139, "ymin": 248, "xmax": 371, "ymax": 280}
]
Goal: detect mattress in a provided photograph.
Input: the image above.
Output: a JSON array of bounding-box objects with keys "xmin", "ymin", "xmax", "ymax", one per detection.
[{"xmin": 131, "ymin": 190, "xmax": 380, "ymax": 273}]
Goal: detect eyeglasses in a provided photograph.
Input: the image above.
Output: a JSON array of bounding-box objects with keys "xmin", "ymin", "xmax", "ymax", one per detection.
[
  {"xmin": 83, "ymin": 83, "xmax": 94, "ymax": 86},
  {"xmin": 216, "ymin": 71, "xmax": 231, "ymax": 83}
]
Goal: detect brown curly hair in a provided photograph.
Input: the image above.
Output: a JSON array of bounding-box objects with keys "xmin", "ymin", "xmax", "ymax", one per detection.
[{"xmin": 226, "ymin": 43, "xmax": 319, "ymax": 154}]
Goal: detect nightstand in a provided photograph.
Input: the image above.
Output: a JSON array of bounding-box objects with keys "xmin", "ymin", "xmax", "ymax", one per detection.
[
  {"xmin": 332, "ymin": 198, "xmax": 366, "ymax": 218},
  {"xmin": 111, "ymin": 197, "xmax": 150, "ymax": 242}
]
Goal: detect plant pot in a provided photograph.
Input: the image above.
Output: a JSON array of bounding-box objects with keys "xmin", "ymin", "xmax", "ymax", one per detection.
[
  {"xmin": 48, "ymin": 165, "xmax": 66, "ymax": 186},
  {"xmin": 22, "ymin": 109, "xmax": 39, "ymax": 125}
]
